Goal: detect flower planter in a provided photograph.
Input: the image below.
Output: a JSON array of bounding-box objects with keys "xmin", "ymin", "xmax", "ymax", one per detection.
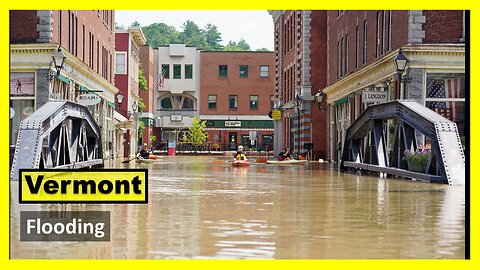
[{"xmin": 407, "ymin": 160, "xmax": 427, "ymax": 173}]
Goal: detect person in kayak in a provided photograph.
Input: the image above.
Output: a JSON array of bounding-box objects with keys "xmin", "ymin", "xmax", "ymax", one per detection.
[
  {"xmin": 234, "ymin": 145, "xmax": 248, "ymax": 161},
  {"xmin": 139, "ymin": 143, "xmax": 152, "ymax": 159},
  {"xmin": 278, "ymin": 147, "xmax": 292, "ymax": 161}
]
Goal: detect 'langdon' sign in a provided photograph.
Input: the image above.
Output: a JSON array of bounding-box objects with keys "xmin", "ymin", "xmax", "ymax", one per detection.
[
  {"xmin": 76, "ymin": 94, "xmax": 101, "ymax": 106},
  {"xmin": 362, "ymin": 91, "xmax": 388, "ymax": 103}
]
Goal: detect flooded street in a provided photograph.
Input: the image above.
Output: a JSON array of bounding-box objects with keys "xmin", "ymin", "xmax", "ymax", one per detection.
[{"xmin": 10, "ymin": 156, "xmax": 465, "ymax": 259}]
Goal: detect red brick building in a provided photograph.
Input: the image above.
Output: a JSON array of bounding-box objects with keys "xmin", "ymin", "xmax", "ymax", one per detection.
[
  {"xmin": 269, "ymin": 10, "xmax": 328, "ymax": 160},
  {"xmin": 139, "ymin": 45, "xmax": 156, "ymax": 148},
  {"xmin": 10, "ymin": 10, "xmax": 119, "ymax": 160},
  {"xmin": 199, "ymin": 51, "xmax": 275, "ymax": 151},
  {"xmin": 323, "ymin": 10, "xmax": 466, "ymax": 163},
  {"xmin": 114, "ymin": 27, "xmax": 146, "ymax": 157}
]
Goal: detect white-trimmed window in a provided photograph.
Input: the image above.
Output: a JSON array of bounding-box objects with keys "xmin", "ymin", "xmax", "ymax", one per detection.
[
  {"xmin": 250, "ymin": 95, "xmax": 258, "ymax": 110},
  {"xmin": 260, "ymin": 65, "xmax": 269, "ymax": 78},
  {"xmin": 115, "ymin": 52, "xmax": 127, "ymax": 74}
]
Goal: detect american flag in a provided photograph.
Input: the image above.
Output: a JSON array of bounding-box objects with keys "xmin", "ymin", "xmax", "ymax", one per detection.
[
  {"xmin": 426, "ymin": 78, "xmax": 463, "ymax": 121},
  {"xmin": 156, "ymin": 68, "xmax": 165, "ymax": 88}
]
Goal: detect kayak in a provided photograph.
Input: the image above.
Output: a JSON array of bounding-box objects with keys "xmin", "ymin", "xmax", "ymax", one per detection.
[
  {"xmin": 265, "ymin": 159, "xmax": 308, "ymax": 165},
  {"xmin": 231, "ymin": 160, "xmax": 250, "ymax": 167},
  {"xmin": 135, "ymin": 158, "xmax": 163, "ymax": 164}
]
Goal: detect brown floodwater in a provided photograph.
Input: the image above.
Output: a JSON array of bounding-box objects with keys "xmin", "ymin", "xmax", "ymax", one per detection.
[{"xmin": 10, "ymin": 156, "xmax": 466, "ymax": 259}]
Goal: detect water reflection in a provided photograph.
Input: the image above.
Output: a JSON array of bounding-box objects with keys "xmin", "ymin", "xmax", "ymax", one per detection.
[{"xmin": 10, "ymin": 156, "xmax": 465, "ymax": 259}]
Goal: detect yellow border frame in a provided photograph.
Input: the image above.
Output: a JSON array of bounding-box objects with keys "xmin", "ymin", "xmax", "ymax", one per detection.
[{"xmin": 3, "ymin": 2, "xmax": 476, "ymax": 270}]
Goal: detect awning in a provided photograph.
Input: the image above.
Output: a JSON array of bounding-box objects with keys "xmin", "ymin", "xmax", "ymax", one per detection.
[
  {"xmin": 115, "ymin": 111, "xmax": 134, "ymax": 129},
  {"xmin": 114, "ymin": 111, "xmax": 129, "ymax": 123}
]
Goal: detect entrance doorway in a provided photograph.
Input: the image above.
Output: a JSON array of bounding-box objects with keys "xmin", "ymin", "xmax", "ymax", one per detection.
[{"xmin": 229, "ymin": 132, "xmax": 237, "ymax": 150}]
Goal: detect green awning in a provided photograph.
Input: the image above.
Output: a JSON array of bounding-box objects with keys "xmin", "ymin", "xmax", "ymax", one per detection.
[
  {"xmin": 55, "ymin": 74, "xmax": 71, "ymax": 83},
  {"xmin": 334, "ymin": 96, "xmax": 349, "ymax": 106}
]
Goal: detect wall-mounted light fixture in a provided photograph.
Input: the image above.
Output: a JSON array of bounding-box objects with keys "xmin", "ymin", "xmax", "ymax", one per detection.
[
  {"xmin": 393, "ymin": 48, "xmax": 412, "ymax": 84},
  {"xmin": 47, "ymin": 46, "xmax": 66, "ymax": 81},
  {"xmin": 116, "ymin": 92, "xmax": 124, "ymax": 108},
  {"xmin": 315, "ymin": 90, "xmax": 326, "ymax": 111}
]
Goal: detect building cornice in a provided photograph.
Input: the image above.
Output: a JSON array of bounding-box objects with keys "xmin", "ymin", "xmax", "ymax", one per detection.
[
  {"xmin": 323, "ymin": 44, "xmax": 465, "ymax": 103},
  {"xmin": 268, "ymin": 10, "xmax": 284, "ymax": 23},
  {"xmin": 11, "ymin": 43, "xmax": 119, "ymax": 98},
  {"xmin": 129, "ymin": 27, "xmax": 147, "ymax": 47}
]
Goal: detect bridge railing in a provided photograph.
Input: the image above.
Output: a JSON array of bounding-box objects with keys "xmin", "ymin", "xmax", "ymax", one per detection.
[
  {"xmin": 340, "ymin": 100, "xmax": 465, "ymax": 186},
  {"xmin": 10, "ymin": 101, "xmax": 103, "ymax": 181}
]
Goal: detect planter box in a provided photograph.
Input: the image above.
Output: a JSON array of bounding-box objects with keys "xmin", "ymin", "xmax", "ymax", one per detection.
[{"xmin": 407, "ymin": 160, "xmax": 427, "ymax": 173}]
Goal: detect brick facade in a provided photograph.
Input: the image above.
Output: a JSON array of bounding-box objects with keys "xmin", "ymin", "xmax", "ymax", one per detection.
[
  {"xmin": 10, "ymin": 11, "xmax": 38, "ymax": 44},
  {"xmin": 200, "ymin": 51, "xmax": 274, "ymax": 116},
  {"xmin": 140, "ymin": 45, "xmax": 155, "ymax": 147},
  {"xmin": 323, "ymin": 10, "xmax": 466, "ymax": 162},
  {"xmin": 10, "ymin": 10, "xmax": 119, "ymax": 161},
  {"xmin": 200, "ymin": 51, "xmax": 275, "ymax": 150},
  {"xmin": 10, "ymin": 10, "xmax": 115, "ymax": 84},
  {"xmin": 423, "ymin": 10, "xmax": 464, "ymax": 43},
  {"xmin": 271, "ymin": 10, "xmax": 328, "ymax": 159}
]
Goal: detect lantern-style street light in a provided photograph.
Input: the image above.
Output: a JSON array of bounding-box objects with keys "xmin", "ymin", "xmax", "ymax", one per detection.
[{"xmin": 52, "ymin": 46, "xmax": 66, "ymax": 76}]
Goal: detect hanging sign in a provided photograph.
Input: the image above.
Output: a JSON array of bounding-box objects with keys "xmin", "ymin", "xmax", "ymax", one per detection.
[
  {"xmin": 76, "ymin": 94, "xmax": 101, "ymax": 106},
  {"xmin": 362, "ymin": 90, "xmax": 388, "ymax": 103},
  {"xmin": 271, "ymin": 110, "xmax": 282, "ymax": 121}
]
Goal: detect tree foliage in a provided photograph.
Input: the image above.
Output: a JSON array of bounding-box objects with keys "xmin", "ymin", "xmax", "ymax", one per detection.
[
  {"xmin": 204, "ymin": 24, "xmax": 223, "ymax": 51},
  {"xmin": 138, "ymin": 65, "xmax": 148, "ymax": 91},
  {"xmin": 180, "ymin": 20, "xmax": 207, "ymax": 49},
  {"xmin": 142, "ymin": 21, "xmax": 250, "ymax": 51},
  {"xmin": 224, "ymin": 38, "xmax": 251, "ymax": 51},
  {"xmin": 182, "ymin": 116, "xmax": 208, "ymax": 146},
  {"xmin": 142, "ymin": 23, "xmax": 181, "ymax": 48}
]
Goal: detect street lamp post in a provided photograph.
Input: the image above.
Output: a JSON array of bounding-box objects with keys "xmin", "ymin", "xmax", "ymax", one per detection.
[
  {"xmin": 294, "ymin": 94, "xmax": 303, "ymax": 155},
  {"xmin": 393, "ymin": 48, "xmax": 410, "ymax": 99},
  {"xmin": 132, "ymin": 101, "xmax": 139, "ymax": 153},
  {"xmin": 47, "ymin": 46, "xmax": 66, "ymax": 81}
]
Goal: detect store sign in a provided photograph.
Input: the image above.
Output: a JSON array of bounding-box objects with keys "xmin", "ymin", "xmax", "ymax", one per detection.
[
  {"xmin": 225, "ymin": 121, "xmax": 241, "ymax": 127},
  {"xmin": 170, "ymin": 114, "xmax": 183, "ymax": 122},
  {"xmin": 362, "ymin": 91, "xmax": 388, "ymax": 103},
  {"xmin": 76, "ymin": 94, "xmax": 101, "ymax": 106},
  {"xmin": 271, "ymin": 110, "xmax": 282, "ymax": 121}
]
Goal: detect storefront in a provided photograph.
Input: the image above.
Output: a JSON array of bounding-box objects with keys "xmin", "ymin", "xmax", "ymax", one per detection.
[
  {"xmin": 324, "ymin": 45, "xmax": 465, "ymax": 163},
  {"xmin": 203, "ymin": 120, "xmax": 274, "ymax": 151},
  {"xmin": 10, "ymin": 44, "xmax": 118, "ymax": 162}
]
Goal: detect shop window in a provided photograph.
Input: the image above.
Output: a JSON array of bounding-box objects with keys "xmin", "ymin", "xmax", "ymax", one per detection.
[{"xmin": 425, "ymin": 73, "xmax": 465, "ymax": 144}]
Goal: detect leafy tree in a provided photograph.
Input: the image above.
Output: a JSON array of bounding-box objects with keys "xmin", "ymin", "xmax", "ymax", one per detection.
[
  {"xmin": 138, "ymin": 121, "xmax": 145, "ymax": 139},
  {"xmin": 115, "ymin": 22, "xmax": 125, "ymax": 30},
  {"xmin": 237, "ymin": 38, "xmax": 251, "ymax": 51},
  {"xmin": 204, "ymin": 23, "xmax": 223, "ymax": 51},
  {"xmin": 137, "ymin": 97, "xmax": 146, "ymax": 139},
  {"xmin": 182, "ymin": 116, "xmax": 208, "ymax": 148},
  {"xmin": 224, "ymin": 38, "xmax": 251, "ymax": 51},
  {"xmin": 131, "ymin": 21, "xmax": 141, "ymax": 27},
  {"xmin": 256, "ymin": 47, "xmax": 270, "ymax": 52},
  {"xmin": 137, "ymin": 97, "xmax": 146, "ymax": 113},
  {"xmin": 180, "ymin": 20, "xmax": 207, "ymax": 49},
  {"xmin": 138, "ymin": 65, "xmax": 148, "ymax": 91},
  {"xmin": 142, "ymin": 23, "xmax": 181, "ymax": 48},
  {"xmin": 141, "ymin": 21, "xmax": 252, "ymax": 52}
]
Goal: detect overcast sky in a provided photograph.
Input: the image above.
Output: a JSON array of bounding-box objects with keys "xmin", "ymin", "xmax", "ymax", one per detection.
[{"xmin": 115, "ymin": 10, "xmax": 274, "ymax": 51}]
